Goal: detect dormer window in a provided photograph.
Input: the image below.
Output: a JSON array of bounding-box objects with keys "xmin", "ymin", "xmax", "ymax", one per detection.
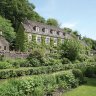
[
  {"xmin": 50, "ymin": 29, "xmax": 53, "ymax": 34},
  {"xmin": 45, "ymin": 29, "xmax": 48, "ymax": 33},
  {"xmin": 33, "ymin": 26, "xmax": 39, "ymax": 32},
  {"xmin": 57, "ymin": 31, "xmax": 60, "ymax": 35},
  {"xmin": 63, "ymin": 32, "xmax": 66, "ymax": 36},
  {"xmin": 42, "ymin": 28, "xmax": 48, "ymax": 33}
]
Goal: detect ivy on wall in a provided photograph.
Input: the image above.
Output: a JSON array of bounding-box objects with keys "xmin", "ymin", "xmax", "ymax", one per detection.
[
  {"xmin": 32, "ymin": 34, "xmax": 36, "ymax": 44},
  {"xmin": 50, "ymin": 37, "xmax": 54, "ymax": 47},
  {"xmin": 57, "ymin": 38, "xmax": 61, "ymax": 46},
  {"xmin": 41, "ymin": 36, "xmax": 45, "ymax": 46}
]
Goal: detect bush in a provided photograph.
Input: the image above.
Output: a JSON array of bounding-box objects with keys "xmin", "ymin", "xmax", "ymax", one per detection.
[
  {"xmin": 85, "ymin": 66, "xmax": 96, "ymax": 78},
  {"xmin": 0, "ymin": 70, "xmax": 82, "ymax": 96},
  {"xmin": 62, "ymin": 58, "xmax": 71, "ymax": 64},
  {"xmin": 12, "ymin": 59, "xmax": 27, "ymax": 68},
  {"xmin": 0, "ymin": 61, "xmax": 12, "ymax": 69},
  {"xmin": 72, "ymin": 69, "xmax": 84, "ymax": 84},
  {"xmin": 0, "ymin": 62, "xmax": 95, "ymax": 79},
  {"xmin": 61, "ymin": 39, "xmax": 82, "ymax": 61},
  {"xmin": 27, "ymin": 50, "xmax": 45, "ymax": 67},
  {"xmin": 45, "ymin": 58, "xmax": 62, "ymax": 66}
]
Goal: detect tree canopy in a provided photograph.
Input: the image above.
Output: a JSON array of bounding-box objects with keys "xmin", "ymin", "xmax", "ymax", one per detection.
[
  {"xmin": 61, "ymin": 39, "xmax": 82, "ymax": 61},
  {"xmin": 46, "ymin": 18, "xmax": 59, "ymax": 27},
  {"xmin": 0, "ymin": 16, "xmax": 15, "ymax": 43},
  {"xmin": 0, "ymin": 0, "xmax": 45, "ymax": 30}
]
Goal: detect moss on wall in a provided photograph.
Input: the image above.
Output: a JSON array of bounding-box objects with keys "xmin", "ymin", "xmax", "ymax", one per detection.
[
  {"xmin": 41, "ymin": 36, "xmax": 45, "ymax": 46},
  {"xmin": 50, "ymin": 37, "xmax": 54, "ymax": 46}
]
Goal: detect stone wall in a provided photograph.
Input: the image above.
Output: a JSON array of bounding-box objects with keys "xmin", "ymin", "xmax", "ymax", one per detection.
[{"xmin": 0, "ymin": 51, "xmax": 29, "ymax": 59}]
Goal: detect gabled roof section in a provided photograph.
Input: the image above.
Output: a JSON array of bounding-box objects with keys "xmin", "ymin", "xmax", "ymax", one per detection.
[{"xmin": 0, "ymin": 36, "xmax": 9, "ymax": 45}]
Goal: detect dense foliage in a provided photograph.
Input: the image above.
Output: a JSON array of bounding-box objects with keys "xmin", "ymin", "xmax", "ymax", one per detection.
[
  {"xmin": 61, "ymin": 39, "xmax": 82, "ymax": 61},
  {"xmin": 0, "ymin": 16, "xmax": 15, "ymax": 44},
  {"xmin": 46, "ymin": 18, "xmax": 59, "ymax": 27},
  {"xmin": 0, "ymin": 70, "xmax": 84, "ymax": 96},
  {"xmin": 0, "ymin": 0, "xmax": 45, "ymax": 30}
]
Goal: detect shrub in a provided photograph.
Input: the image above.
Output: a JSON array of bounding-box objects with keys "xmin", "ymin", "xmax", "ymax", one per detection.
[
  {"xmin": 62, "ymin": 58, "xmax": 71, "ymax": 64},
  {"xmin": 72, "ymin": 69, "xmax": 84, "ymax": 84},
  {"xmin": 0, "ymin": 61, "xmax": 12, "ymax": 69},
  {"xmin": 45, "ymin": 58, "xmax": 62, "ymax": 66},
  {"xmin": 85, "ymin": 66, "xmax": 96, "ymax": 78},
  {"xmin": 12, "ymin": 59, "xmax": 27, "ymax": 68},
  {"xmin": 27, "ymin": 50, "xmax": 45, "ymax": 67},
  {"xmin": 0, "ymin": 70, "xmax": 82, "ymax": 96},
  {"xmin": 61, "ymin": 39, "xmax": 82, "ymax": 61}
]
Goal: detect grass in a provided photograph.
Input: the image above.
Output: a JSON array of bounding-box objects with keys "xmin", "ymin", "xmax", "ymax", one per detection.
[{"xmin": 62, "ymin": 78, "xmax": 96, "ymax": 96}]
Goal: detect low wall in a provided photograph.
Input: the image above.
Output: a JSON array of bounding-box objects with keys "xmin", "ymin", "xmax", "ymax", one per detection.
[{"xmin": 0, "ymin": 51, "xmax": 29, "ymax": 59}]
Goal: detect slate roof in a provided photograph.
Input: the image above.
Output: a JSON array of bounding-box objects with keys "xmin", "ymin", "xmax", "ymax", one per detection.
[{"xmin": 22, "ymin": 20, "xmax": 64, "ymax": 33}]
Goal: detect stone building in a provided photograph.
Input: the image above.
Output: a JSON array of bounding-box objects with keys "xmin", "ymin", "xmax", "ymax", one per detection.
[
  {"xmin": 0, "ymin": 32, "xmax": 9, "ymax": 52},
  {"xmin": 21, "ymin": 20, "xmax": 72, "ymax": 45}
]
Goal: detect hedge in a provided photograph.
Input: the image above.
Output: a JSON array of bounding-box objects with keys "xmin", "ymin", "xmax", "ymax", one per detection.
[
  {"xmin": 0, "ymin": 62, "xmax": 95, "ymax": 79},
  {"xmin": 0, "ymin": 70, "xmax": 84, "ymax": 96}
]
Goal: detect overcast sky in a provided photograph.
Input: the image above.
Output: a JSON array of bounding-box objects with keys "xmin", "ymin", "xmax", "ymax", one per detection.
[{"xmin": 29, "ymin": 0, "xmax": 96, "ymax": 40}]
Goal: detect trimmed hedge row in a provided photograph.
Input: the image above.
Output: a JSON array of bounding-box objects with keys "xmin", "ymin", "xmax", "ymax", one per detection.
[
  {"xmin": 0, "ymin": 70, "xmax": 84, "ymax": 96},
  {"xmin": 0, "ymin": 62, "xmax": 96, "ymax": 79}
]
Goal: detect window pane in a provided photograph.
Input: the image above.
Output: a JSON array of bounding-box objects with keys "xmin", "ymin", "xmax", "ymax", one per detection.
[
  {"xmin": 54, "ymin": 38, "xmax": 57, "ymax": 45},
  {"xmin": 36, "ymin": 35, "xmax": 41, "ymax": 43},
  {"xmin": 45, "ymin": 37, "xmax": 50, "ymax": 44}
]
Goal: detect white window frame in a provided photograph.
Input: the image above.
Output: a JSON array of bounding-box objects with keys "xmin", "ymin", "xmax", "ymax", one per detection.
[
  {"xmin": 28, "ymin": 33, "xmax": 32, "ymax": 42},
  {"xmin": 54, "ymin": 38, "xmax": 57, "ymax": 45},
  {"xmin": 45, "ymin": 29, "xmax": 48, "ymax": 33},
  {"xmin": 45, "ymin": 36, "xmax": 50, "ymax": 44},
  {"xmin": 36, "ymin": 27, "xmax": 39, "ymax": 32},
  {"xmin": 36, "ymin": 35, "xmax": 41, "ymax": 43}
]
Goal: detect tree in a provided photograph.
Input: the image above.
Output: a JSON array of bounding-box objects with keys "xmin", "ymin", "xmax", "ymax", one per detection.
[
  {"xmin": 63, "ymin": 27, "xmax": 72, "ymax": 33},
  {"xmin": 82, "ymin": 37, "xmax": 93, "ymax": 49},
  {"xmin": 0, "ymin": 16, "xmax": 15, "ymax": 44},
  {"xmin": 61, "ymin": 39, "xmax": 82, "ymax": 61},
  {"xmin": 46, "ymin": 18, "xmax": 59, "ymax": 27},
  {"xmin": 0, "ymin": 0, "xmax": 45, "ymax": 30}
]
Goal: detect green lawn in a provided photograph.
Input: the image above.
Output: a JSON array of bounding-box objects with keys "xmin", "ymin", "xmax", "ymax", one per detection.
[{"xmin": 62, "ymin": 78, "xmax": 96, "ymax": 96}]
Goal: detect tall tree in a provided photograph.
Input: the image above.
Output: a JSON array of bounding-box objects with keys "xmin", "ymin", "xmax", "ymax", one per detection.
[
  {"xmin": 0, "ymin": 0, "xmax": 45, "ymax": 30},
  {"xmin": 46, "ymin": 18, "xmax": 59, "ymax": 27}
]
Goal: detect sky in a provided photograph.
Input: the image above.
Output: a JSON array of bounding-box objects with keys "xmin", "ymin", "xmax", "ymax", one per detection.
[{"xmin": 29, "ymin": 0, "xmax": 96, "ymax": 40}]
